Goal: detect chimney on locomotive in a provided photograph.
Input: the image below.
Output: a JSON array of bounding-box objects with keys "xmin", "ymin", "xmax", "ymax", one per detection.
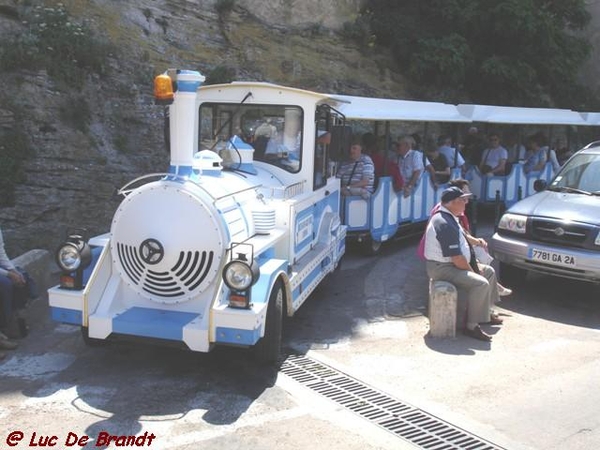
[{"xmin": 154, "ymin": 69, "xmax": 205, "ymax": 176}]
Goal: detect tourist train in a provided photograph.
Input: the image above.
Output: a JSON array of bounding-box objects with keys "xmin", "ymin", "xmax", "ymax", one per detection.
[{"xmin": 47, "ymin": 68, "xmax": 599, "ymax": 361}]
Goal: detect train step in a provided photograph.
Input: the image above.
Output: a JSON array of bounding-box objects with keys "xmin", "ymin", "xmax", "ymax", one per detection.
[{"xmin": 111, "ymin": 307, "xmax": 201, "ymax": 341}]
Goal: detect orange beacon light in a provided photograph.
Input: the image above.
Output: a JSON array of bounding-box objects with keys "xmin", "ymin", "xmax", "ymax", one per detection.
[{"xmin": 154, "ymin": 73, "xmax": 174, "ymax": 105}]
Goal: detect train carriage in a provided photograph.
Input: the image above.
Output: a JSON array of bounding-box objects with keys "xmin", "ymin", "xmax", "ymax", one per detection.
[{"xmin": 332, "ymin": 95, "xmax": 472, "ymax": 253}]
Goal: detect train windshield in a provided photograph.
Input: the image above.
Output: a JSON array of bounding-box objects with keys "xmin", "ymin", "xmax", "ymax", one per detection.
[
  {"xmin": 550, "ymin": 152, "xmax": 600, "ymax": 195},
  {"xmin": 199, "ymin": 103, "xmax": 304, "ymax": 173}
]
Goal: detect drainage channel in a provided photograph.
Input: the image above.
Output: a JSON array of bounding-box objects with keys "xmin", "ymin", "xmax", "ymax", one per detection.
[{"xmin": 280, "ymin": 353, "xmax": 505, "ymax": 450}]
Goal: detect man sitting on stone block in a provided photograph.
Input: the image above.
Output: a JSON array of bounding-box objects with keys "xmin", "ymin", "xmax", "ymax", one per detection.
[
  {"xmin": 423, "ymin": 187, "xmax": 502, "ymax": 342},
  {"xmin": 0, "ymin": 226, "xmax": 22, "ymax": 359}
]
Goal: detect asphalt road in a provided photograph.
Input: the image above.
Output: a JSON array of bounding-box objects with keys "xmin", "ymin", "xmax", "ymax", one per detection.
[{"xmin": 1, "ymin": 226, "xmax": 600, "ymax": 450}]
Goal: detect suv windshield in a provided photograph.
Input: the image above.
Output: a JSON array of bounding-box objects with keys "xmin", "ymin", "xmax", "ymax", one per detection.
[{"xmin": 549, "ymin": 152, "xmax": 600, "ymax": 195}]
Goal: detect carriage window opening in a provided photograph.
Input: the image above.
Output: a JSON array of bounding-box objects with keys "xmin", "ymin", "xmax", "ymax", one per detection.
[{"xmin": 199, "ymin": 103, "xmax": 303, "ymax": 173}]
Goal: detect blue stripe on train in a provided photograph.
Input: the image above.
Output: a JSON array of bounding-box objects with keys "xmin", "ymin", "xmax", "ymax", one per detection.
[
  {"xmin": 51, "ymin": 307, "xmax": 82, "ymax": 325},
  {"xmin": 215, "ymin": 326, "xmax": 261, "ymax": 346},
  {"xmin": 113, "ymin": 307, "xmax": 198, "ymax": 341}
]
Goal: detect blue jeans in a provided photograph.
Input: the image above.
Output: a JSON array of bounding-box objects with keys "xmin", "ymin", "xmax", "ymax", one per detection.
[{"xmin": 0, "ymin": 273, "xmax": 14, "ymax": 329}]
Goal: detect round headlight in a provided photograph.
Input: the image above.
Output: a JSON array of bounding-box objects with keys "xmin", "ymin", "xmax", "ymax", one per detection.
[
  {"xmin": 57, "ymin": 243, "xmax": 83, "ymax": 271},
  {"xmin": 55, "ymin": 234, "xmax": 92, "ymax": 273},
  {"xmin": 223, "ymin": 260, "xmax": 254, "ymax": 290}
]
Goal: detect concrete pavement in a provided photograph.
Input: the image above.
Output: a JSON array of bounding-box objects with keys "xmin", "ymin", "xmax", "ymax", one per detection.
[
  {"xmin": 285, "ymin": 226, "xmax": 600, "ymax": 450},
  {"xmin": 7, "ymin": 223, "xmax": 600, "ymax": 449}
]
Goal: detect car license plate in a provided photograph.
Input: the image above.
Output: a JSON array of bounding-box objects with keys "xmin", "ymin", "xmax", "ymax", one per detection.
[{"xmin": 528, "ymin": 248, "xmax": 576, "ymax": 267}]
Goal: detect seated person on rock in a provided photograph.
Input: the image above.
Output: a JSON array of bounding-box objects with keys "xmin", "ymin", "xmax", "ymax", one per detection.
[
  {"xmin": 418, "ymin": 179, "xmax": 512, "ymax": 298},
  {"xmin": 423, "ymin": 187, "xmax": 504, "ymax": 342},
  {"xmin": 336, "ymin": 141, "xmax": 375, "ymax": 199},
  {"xmin": 0, "ymin": 226, "xmax": 23, "ymax": 359}
]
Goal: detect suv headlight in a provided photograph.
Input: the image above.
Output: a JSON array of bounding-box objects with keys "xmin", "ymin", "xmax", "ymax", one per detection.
[{"xmin": 497, "ymin": 213, "xmax": 527, "ymax": 234}]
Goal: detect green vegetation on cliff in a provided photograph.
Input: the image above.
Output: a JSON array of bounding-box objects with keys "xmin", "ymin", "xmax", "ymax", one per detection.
[{"xmin": 353, "ymin": 0, "xmax": 597, "ymax": 109}]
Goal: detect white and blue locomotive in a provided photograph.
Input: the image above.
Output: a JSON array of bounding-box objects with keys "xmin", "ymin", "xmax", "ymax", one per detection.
[{"xmin": 48, "ymin": 69, "xmax": 346, "ymax": 363}]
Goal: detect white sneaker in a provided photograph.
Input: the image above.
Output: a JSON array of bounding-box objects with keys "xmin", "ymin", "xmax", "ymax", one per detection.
[{"xmin": 498, "ymin": 285, "xmax": 513, "ymax": 297}]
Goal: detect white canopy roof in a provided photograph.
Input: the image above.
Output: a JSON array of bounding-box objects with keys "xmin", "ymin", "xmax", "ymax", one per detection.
[
  {"xmin": 579, "ymin": 112, "xmax": 600, "ymax": 126},
  {"xmin": 331, "ymin": 94, "xmax": 472, "ymax": 123},
  {"xmin": 457, "ymin": 104, "xmax": 590, "ymax": 126}
]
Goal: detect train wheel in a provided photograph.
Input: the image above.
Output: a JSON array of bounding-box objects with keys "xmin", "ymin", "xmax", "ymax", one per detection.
[
  {"xmin": 80, "ymin": 327, "xmax": 106, "ymax": 347},
  {"xmin": 499, "ymin": 262, "xmax": 527, "ymax": 286},
  {"xmin": 254, "ymin": 281, "xmax": 284, "ymax": 365},
  {"xmin": 361, "ymin": 236, "xmax": 382, "ymax": 256}
]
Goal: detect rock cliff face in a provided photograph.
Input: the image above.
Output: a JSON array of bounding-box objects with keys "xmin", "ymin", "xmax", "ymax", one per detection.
[
  {"xmin": 242, "ymin": 0, "xmax": 361, "ymax": 29},
  {"xmin": 0, "ymin": 0, "xmax": 403, "ymax": 256},
  {"xmin": 2, "ymin": 0, "xmax": 599, "ymax": 257}
]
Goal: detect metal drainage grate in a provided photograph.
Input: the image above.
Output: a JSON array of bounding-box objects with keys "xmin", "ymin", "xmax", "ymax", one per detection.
[{"xmin": 280, "ymin": 354, "xmax": 505, "ymax": 450}]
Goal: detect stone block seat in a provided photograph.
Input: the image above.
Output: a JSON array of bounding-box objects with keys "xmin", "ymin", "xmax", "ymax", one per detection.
[{"xmin": 428, "ymin": 280, "xmax": 456, "ymax": 338}]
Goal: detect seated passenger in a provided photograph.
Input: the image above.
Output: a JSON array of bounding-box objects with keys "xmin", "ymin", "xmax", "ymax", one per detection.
[
  {"xmin": 523, "ymin": 134, "xmax": 547, "ymax": 174},
  {"xmin": 394, "ymin": 135, "xmax": 424, "ymax": 198},
  {"xmin": 479, "ymin": 133, "xmax": 508, "ymax": 176},
  {"xmin": 554, "ymin": 137, "xmax": 573, "ymax": 166},
  {"xmin": 542, "ymin": 144, "xmax": 561, "ymax": 174},
  {"xmin": 425, "ymin": 146, "xmax": 450, "ymax": 185},
  {"xmin": 523, "ymin": 132, "xmax": 561, "ymax": 174},
  {"xmin": 337, "ymin": 142, "xmax": 375, "ymax": 199},
  {"xmin": 462, "ymin": 126, "xmax": 486, "ymax": 167},
  {"xmin": 0, "ymin": 226, "xmax": 29, "ymax": 354},
  {"xmin": 437, "ymin": 135, "xmax": 466, "ymax": 174},
  {"xmin": 364, "ymin": 133, "xmax": 404, "ymax": 192},
  {"xmin": 505, "ymin": 134, "xmax": 527, "ymax": 163}
]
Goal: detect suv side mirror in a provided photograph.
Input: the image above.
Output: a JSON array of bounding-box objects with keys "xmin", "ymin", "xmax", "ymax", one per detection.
[{"xmin": 533, "ymin": 179, "xmax": 547, "ymax": 192}]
